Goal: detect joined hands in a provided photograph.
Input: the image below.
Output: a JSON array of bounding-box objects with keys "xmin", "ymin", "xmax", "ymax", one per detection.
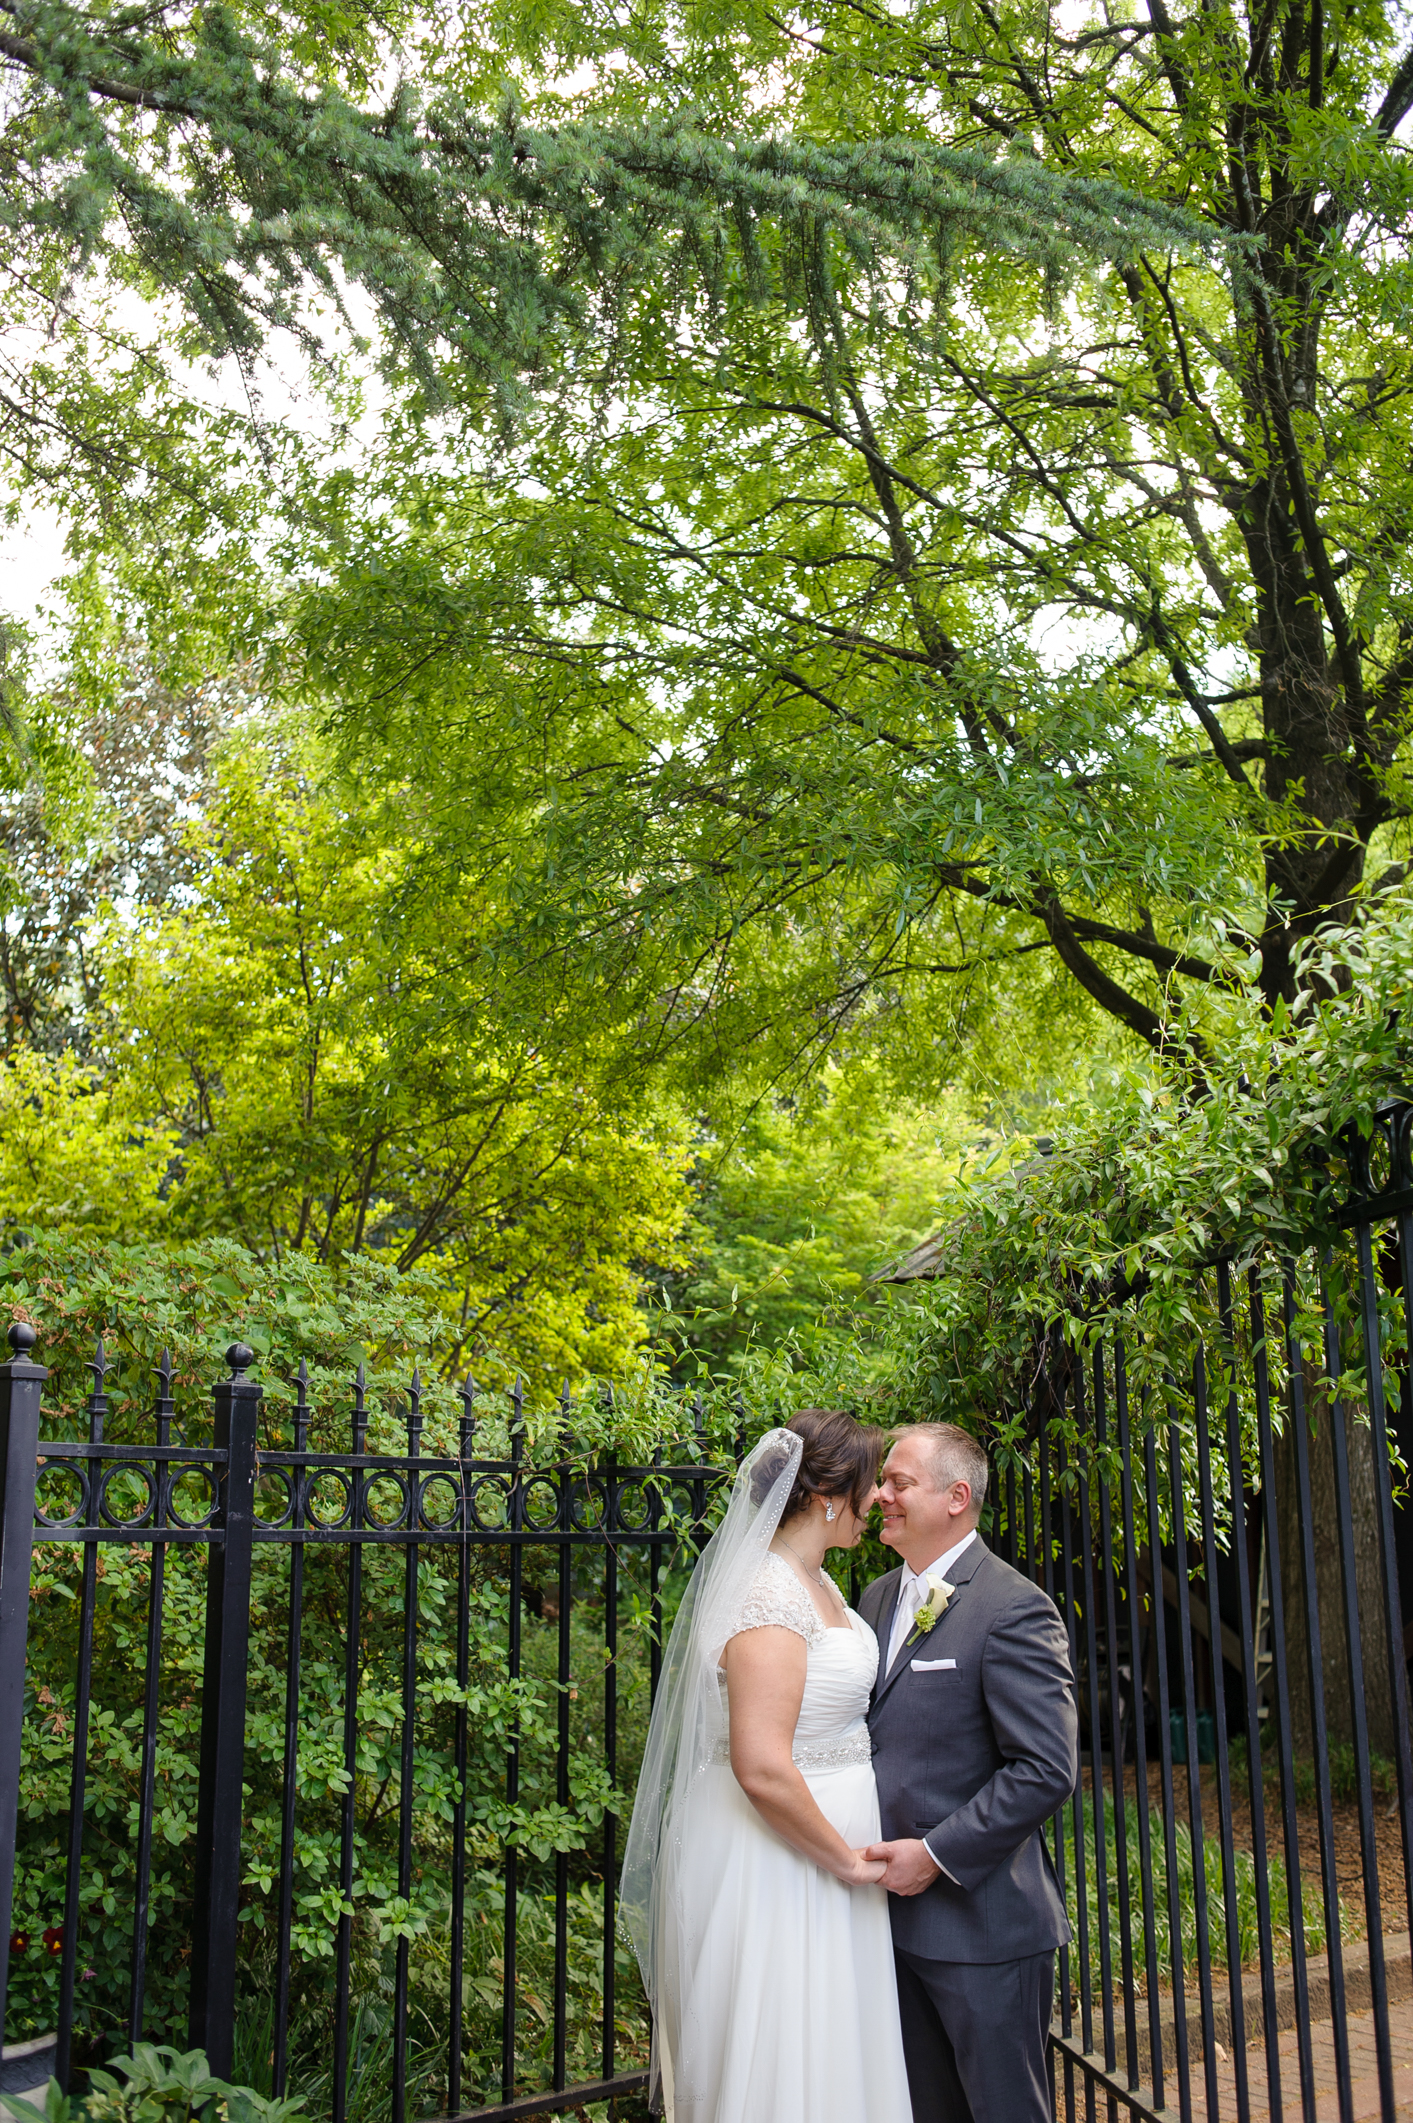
[
  {"xmin": 862, "ymin": 1838, "xmax": 941, "ymax": 1896},
  {"xmin": 843, "ymin": 1849, "xmax": 888, "ymax": 1885}
]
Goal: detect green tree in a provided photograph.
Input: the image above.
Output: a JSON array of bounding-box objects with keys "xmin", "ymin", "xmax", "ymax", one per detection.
[
  {"xmin": 10, "ymin": 0, "xmax": 1413, "ymax": 1352},
  {"xmin": 655, "ymin": 1081, "xmax": 1010, "ymax": 1378},
  {"xmin": 114, "ymin": 721, "xmax": 693, "ymax": 1387},
  {"xmin": 1, "ymin": 712, "xmax": 693, "ymax": 1390},
  {"xmin": 274, "ymin": 0, "xmax": 1413, "ymax": 1093},
  {"xmin": 0, "ymin": 1049, "xmax": 174, "ymax": 1234},
  {"xmin": 0, "ymin": 0, "xmax": 1193, "ymax": 617},
  {"xmin": 0, "ymin": 661, "xmax": 223, "ymax": 1057}
]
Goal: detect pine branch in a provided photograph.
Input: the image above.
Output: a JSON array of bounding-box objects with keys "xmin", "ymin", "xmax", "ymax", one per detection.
[{"xmin": 0, "ymin": 0, "xmax": 1227, "ymax": 398}]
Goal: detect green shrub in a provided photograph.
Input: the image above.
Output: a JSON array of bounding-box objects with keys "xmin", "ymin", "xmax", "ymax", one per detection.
[
  {"xmin": 1226, "ymin": 1734, "xmax": 1398, "ymax": 1810},
  {"xmin": 1057, "ymin": 1789, "xmax": 1344, "ymax": 1984},
  {"xmin": 10, "ymin": 2045, "xmax": 305, "ymax": 2123}
]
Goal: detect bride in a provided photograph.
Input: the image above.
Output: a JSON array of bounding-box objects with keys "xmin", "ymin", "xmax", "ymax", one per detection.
[{"xmin": 621, "ymin": 1411, "xmax": 912, "ymax": 2123}]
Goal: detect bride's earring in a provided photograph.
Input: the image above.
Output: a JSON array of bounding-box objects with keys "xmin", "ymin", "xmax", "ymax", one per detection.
[{"xmin": 825, "ymin": 1501, "xmax": 836, "ymax": 1521}]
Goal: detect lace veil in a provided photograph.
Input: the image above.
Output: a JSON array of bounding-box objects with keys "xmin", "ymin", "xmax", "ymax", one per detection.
[{"xmin": 619, "ymin": 1428, "xmax": 801, "ymax": 2102}]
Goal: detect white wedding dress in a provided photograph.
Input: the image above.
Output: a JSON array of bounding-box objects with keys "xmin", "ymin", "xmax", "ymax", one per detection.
[{"xmin": 652, "ymin": 1551, "xmax": 913, "ymax": 2123}]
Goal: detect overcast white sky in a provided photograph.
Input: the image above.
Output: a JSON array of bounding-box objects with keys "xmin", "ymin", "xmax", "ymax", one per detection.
[{"xmin": 0, "ymin": 505, "xmax": 65, "ymax": 633}]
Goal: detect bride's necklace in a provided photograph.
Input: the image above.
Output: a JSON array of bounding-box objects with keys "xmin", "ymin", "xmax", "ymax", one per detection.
[{"xmin": 776, "ymin": 1537, "xmax": 827, "ymax": 1586}]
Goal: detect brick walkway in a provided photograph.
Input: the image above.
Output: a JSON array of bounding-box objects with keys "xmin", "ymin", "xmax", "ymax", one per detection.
[
  {"xmin": 1201, "ymin": 2001, "xmax": 1413, "ymax": 2118},
  {"xmin": 1060, "ymin": 1997, "xmax": 1413, "ymax": 2117}
]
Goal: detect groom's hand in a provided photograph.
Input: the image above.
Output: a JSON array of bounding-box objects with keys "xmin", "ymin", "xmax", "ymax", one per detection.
[{"xmin": 864, "ymin": 1838, "xmax": 940, "ymax": 1896}]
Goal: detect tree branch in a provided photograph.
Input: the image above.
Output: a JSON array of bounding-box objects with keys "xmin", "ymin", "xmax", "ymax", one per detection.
[
  {"xmin": 946, "ymin": 875, "xmax": 1211, "ymax": 1004},
  {"xmin": 1142, "ymin": 0, "xmax": 1193, "ymax": 111},
  {"xmin": 1146, "ymin": 603, "xmax": 1257, "ymax": 791},
  {"xmin": 1376, "ymin": 38, "xmax": 1413, "ymax": 134},
  {"xmin": 0, "ymin": 22, "xmax": 196, "ymax": 113},
  {"xmin": 1039, "ymin": 894, "xmax": 1168, "ymax": 1048},
  {"xmin": 1065, "ymin": 917, "xmax": 1217, "ymax": 982}
]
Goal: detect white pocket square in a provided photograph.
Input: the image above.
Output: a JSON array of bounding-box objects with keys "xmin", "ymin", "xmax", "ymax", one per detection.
[{"xmin": 910, "ymin": 1657, "xmax": 957, "ymax": 1671}]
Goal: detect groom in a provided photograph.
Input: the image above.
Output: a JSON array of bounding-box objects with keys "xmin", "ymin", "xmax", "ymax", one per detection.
[{"xmin": 860, "ymin": 1423, "xmax": 1077, "ymax": 2123}]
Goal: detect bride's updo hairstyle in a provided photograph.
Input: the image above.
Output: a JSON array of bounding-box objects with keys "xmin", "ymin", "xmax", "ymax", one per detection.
[{"xmin": 755, "ymin": 1408, "xmax": 883, "ymax": 1522}]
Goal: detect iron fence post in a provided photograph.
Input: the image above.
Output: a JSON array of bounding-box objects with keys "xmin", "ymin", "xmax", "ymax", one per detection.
[
  {"xmin": 187, "ymin": 1343, "xmax": 260, "ymax": 2075},
  {"xmin": 0, "ymin": 1324, "xmax": 46, "ymax": 2046}
]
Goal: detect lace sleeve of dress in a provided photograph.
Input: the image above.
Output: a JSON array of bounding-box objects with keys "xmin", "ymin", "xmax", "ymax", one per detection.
[{"xmin": 731, "ymin": 1552, "xmax": 827, "ymax": 1648}]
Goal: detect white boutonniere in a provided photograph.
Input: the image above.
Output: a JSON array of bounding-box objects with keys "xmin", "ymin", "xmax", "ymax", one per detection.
[{"xmin": 906, "ymin": 1574, "xmax": 955, "ymax": 1647}]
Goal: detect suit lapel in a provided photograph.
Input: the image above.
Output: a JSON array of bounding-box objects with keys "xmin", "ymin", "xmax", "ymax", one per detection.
[{"xmin": 872, "ymin": 1537, "xmax": 989, "ymax": 1710}]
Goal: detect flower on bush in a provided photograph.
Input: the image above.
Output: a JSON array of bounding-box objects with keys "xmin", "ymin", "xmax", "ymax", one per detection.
[{"xmin": 41, "ymin": 1927, "xmax": 62, "ymax": 1955}]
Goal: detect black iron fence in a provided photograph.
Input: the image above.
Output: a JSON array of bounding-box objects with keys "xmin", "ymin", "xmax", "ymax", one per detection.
[
  {"xmin": 5, "ymin": 1106, "xmax": 1413, "ymax": 2123},
  {"xmin": 993, "ymin": 1103, "xmax": 1413, "ymax": 2123},
  {"xmin": 0, "ymin": 1339, "xmax": 729, "ymax": 2122}
]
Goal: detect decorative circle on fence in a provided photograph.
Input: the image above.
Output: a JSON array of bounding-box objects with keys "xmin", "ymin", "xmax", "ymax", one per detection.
[
  {"xmin": 467, "ymin": 1477, "xmax": 510, "ymax": 1531},
  {"xmin": 305, "ymin": 1471, "xmax": 354, "ymax": 1529},
  {"xmin": 569, "ymin": 1477, "xmax": 606, "ymax": 1532},
  {"xmin": 1365, "ymin": 1120, "xmax": 1395, "ymax": 1197},
  {"xmin": 663, "ymin": 1481, "xmax": 702, "ymax": 1529},
  {"xmin": 98, "ymin": 1465, "xmax": 155, "ymax": 1529},
  {"xmin": 365, "ymin": 1473, "xmax": 409, "ymax": 1529},
  {"xmin": 34, "ymin": 1462, "xmax": 87, "ymax": 1529},
  {"xmin": 255, "ymin": 1470, "xmax": 295, "ymax": 1526},
  {"xmin": 166, "ymin": 1466, "xmax": 219, "ymax": 1529},
  {"xmin": 418, "ymin": 1474, "xmax": 461, "ymax": 1530},
  {"xmin": 613, "ymin": 1481, "xmax": 654, "ymax": 1533},
  {"xmin": 1391, "ymin": 1100, "xmax": 1413, "ymax": 1188},
  {"xmin": 521, "ymin": 1477, "xmax": 562, "ymax": 1532}
]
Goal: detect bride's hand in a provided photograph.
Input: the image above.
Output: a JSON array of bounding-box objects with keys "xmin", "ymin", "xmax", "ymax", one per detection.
[{"xmin": 841, "ymin": 1849, "xmax": 887, "ymax": 1885}]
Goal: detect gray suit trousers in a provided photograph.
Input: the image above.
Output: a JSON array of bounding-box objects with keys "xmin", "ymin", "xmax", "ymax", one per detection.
[{"xmin": 894, "ymin": 1946, "xmax": 1055, "ymax": 2123}]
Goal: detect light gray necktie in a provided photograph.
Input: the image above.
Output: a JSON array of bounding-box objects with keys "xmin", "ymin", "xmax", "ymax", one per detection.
[{"xmin": 888, "ymin": 1573, "xmax": 923, "ymax": 1669}]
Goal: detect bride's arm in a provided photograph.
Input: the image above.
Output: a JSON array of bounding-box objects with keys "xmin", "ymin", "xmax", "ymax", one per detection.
[{"xmin": 722, "ymin": 1629, "xmax": 885, "ymax": 1886}]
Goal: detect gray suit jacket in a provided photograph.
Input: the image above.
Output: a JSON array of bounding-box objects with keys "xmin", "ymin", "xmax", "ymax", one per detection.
[{"xmin": 860, "ymin": 1537, "xmax": 1078, "ymax": 1964}]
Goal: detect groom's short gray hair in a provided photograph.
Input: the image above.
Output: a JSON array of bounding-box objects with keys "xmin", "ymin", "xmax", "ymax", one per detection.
[{"xmin": 899, "ymin": 1422, "xmax": 990, "ymax": 1509}]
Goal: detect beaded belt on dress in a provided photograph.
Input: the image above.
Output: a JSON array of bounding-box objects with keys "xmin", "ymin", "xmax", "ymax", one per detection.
[{"xmin": 710, "ymin": 1728, "xmax": 873, "ymax": 1770}]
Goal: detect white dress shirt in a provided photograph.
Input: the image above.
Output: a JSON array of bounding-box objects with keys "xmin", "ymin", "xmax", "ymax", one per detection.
[{"xmin": 884, "ymin": 1527, "xmax": 978, "ymax": 1881}]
